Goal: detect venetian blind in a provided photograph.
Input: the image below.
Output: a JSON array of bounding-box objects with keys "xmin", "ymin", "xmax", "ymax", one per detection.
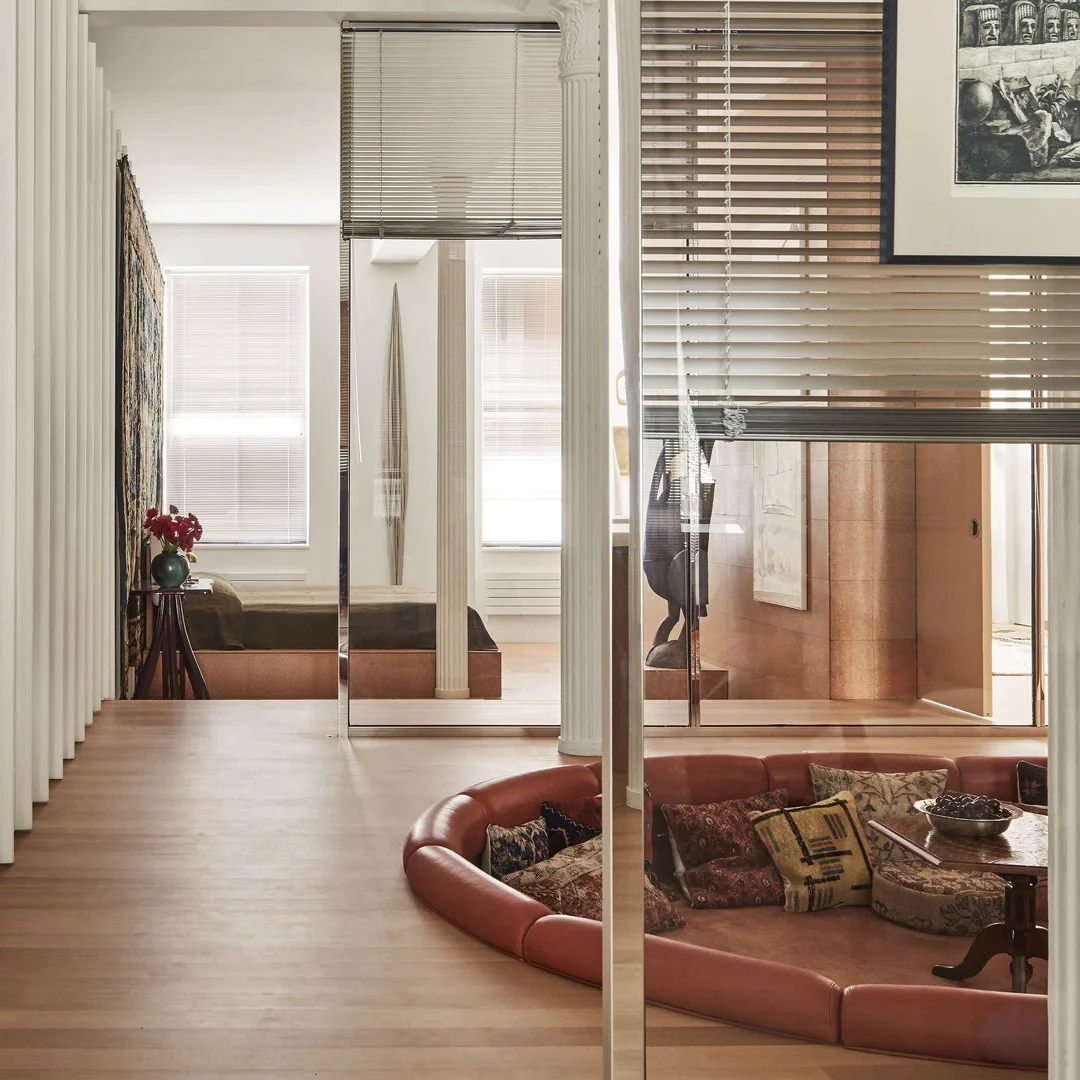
[
  {"xmin": 164, "ymin": 269, "xmax": 309, "ymax": 546},
  {"xmin": 341, "ymin": 25, "xmax": 562, "ymax": 239},
  {"xmin": 641, "ymin": 0, "xmax": 1080, "ymax": 411},
  {"xmin": 481, "ymin": 271, "xmax": 562, "ymax": 545}
]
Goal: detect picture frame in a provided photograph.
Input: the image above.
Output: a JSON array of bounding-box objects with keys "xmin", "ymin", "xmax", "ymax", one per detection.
[
  {"xmin": 882, "ymin": 0, "xmax": 1080, "ymax": 263},
  {"xmin": 752, "ymin": 442, "xmax": 808, "ymax": 612}
]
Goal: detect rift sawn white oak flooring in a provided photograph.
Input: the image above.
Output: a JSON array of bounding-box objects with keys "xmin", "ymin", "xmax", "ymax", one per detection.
[{"xmin": 0, "ymin": 700, "xmax": 1046, "ymax": 1079}]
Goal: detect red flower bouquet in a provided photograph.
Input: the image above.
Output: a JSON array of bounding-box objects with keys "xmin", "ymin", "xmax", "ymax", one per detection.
[{"xmin": 143, "ymin": 504, "xmax": 203, "ymax": 557}]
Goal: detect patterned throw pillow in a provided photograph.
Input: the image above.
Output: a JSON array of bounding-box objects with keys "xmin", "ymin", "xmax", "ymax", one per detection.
[
  {"xmin": 749, "ymin": 791, "xmax": 873, "ymax": 914},
  {"xmin": 679, "ymin": 856, "xmax": 784, "ymax": 910},
  {"xmin": 542, "ymin": 797, "xmax": 603, "ymax": 855},
  {"xmin": 503, "ymin": 836, "xmax": 684, "ymax": 934},
  {"xmin": 542, "ymin": 787, "xmax": 656, "ymax": 861},
  {"xmin": 1017, "ymin": 760, "xmax": 1048, "ymax": 808},
  {"xmin": 809, "ymin": 764, "xmax": 948, "ymax": 868},
  {"xmin": 662, "ymin": 789, "xmax": 790, "ymax": 874},
  {"xmin": 481, "ymin": 818, "xmax": 549, "ymax": 880}
]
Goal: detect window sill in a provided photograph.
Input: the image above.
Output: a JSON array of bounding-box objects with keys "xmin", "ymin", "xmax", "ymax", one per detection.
[
  {"xmin": 197, "ymin": 543, "xmax": 311, "ymax": 550},
  {"xmin": 481, "ymin": 544, "xmax": 560, "ymax": 552}
]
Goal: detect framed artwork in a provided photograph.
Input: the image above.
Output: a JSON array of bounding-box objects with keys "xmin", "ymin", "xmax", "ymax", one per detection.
[
  {"xmin": 752, "ymin": 442, "xmax": 807, "ymax": 611},
  {"xmin": 882, "ymin": 0, "xmax": 1080, "ymax": 261}
]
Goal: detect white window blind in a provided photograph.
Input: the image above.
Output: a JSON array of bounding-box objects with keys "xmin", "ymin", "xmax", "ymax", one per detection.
[
  {"xmin": 641, "ymin": 0, "xmax": 1080, "ymax": 413},
  {"xmin": 340, "ymin": 25, "xmax": 562, "ymax": 239},
  {"xmin": 164, "ymin": 269, "xmax": 309, "ymax": 546},
  {"xmin": 481, "ymin": 271, "xmax": 562, "ymax": 545}
]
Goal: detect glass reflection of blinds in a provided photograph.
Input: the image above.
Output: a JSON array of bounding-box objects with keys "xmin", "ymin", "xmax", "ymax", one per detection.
[
  {"xmin": 341, "ymin": 25, "xmax": 562, "ymax": 239},
  {"xmin": 481, "ymin": 271, "xmax": 562, "ymax": 545},
  {"xmin": 164, "ymin": 269, "xmax": 310, "ymax": 546},
  {"xmin": 641, "ymin": 0, "xmax": 1080, "ymax": 408}
]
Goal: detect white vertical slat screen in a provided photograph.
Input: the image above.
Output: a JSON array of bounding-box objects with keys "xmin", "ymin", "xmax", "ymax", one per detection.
[
  {"xmin": 1, "ymin": 0, "xmax": 18, "ymax": 866},
  {"xmin": 0, "ymin": 0, "xmax": 119, "ymax": 864},
  {"xmin": 32, "ymin": 0, "xmax": 53, "ymax": 805},
  {"xmin": 640, "ymin": 0, "xmax": 1080, "ymax": 407},
  {"xmin": 163, "ymin": 269, "xmax": 310, "ymax": 547},
  {"xmin": 14, "ymin": 0, "xmax": 37, "ymax": 835}
]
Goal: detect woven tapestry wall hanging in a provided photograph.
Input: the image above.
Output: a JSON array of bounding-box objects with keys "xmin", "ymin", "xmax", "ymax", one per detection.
[{"xmin": 115, "ymin": 155, "xmax": 164, "ymax": 697}]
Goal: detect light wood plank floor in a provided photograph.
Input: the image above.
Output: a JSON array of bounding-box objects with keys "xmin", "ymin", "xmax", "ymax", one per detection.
[{"xmin": 0, "ymin": 700, "xmax": 1046, "ymax": 1079}]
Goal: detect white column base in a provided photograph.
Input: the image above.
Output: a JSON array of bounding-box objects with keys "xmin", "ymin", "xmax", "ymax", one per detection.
[
  {"xmin": 434, "ymin": 688, "xmax": 469, "ymax": 701},
  {"xmin": 557, "ymin": 735, "xmax": 602, "ymax": 757}
]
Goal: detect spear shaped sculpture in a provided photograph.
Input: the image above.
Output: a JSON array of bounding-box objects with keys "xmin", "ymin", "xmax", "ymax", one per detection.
[{"xmin": 382, "ymin": 284, "xmax": 409, "ymax": 585}]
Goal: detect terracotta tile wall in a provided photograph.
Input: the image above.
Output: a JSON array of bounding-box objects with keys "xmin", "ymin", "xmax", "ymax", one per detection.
[{"xmin": 828, "ymin": 443, "xmax": 918, "ymax": 699}]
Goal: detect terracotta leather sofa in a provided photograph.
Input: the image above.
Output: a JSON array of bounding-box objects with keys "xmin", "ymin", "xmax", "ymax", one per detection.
[{"xmin": 403, "ymin": 751, "xmax": 1048, "ymax": 1070}]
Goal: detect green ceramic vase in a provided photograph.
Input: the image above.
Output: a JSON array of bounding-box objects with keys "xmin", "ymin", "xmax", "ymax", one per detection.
[{"xmin": 151, "ymin": 550, "xmax": 190, "ymax": 588}]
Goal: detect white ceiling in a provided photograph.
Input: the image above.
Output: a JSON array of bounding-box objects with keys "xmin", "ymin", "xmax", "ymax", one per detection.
[{"xmin": 89, "ymin": 1, "xmax": 554, "ymax": 225}]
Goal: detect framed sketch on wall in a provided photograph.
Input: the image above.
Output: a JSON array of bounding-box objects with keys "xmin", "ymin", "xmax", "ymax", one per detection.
[
  {"xmin": 882, "ymin": 0, "xmax": 1080, "ymax": 261},
  {"xmin": 752, "ymin": 442, "xmax": 807, "ymax": 611}
]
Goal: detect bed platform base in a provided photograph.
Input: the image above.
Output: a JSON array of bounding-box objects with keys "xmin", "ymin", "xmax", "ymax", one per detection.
[{"xmin": 147, "ymin": 649, "xmax": 502, "ymax": 700}]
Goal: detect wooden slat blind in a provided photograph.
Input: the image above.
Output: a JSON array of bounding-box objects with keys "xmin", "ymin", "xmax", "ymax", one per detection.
[{"xmin": 641, "ymin": 0, "xmax": 1080, "ymax": 407}]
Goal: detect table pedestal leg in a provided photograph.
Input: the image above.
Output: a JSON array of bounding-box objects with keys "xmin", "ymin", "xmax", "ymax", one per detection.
[{"xmin": 932, "ymin": 874, "xmax": 1047, "ymax": 993}]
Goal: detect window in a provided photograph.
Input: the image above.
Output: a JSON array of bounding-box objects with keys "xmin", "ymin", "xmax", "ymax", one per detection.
[
  {"xmin": 480, "ymin": 271, "xmax": 561, "ymax": 545},
  {"xmin": 163, "ymin": 268, "xmax": 309, "ymax": 546}
]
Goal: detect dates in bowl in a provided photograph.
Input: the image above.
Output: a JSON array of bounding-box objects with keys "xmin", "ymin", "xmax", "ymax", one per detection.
[{"xmin": 913, "ymin": 792, "xmax": 1022, "ymax": 839}]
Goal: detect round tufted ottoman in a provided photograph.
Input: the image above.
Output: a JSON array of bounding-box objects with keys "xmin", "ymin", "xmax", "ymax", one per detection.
[{"xmin": 872, "ymin": 860, "xmax": 1005, "ymax": 936}]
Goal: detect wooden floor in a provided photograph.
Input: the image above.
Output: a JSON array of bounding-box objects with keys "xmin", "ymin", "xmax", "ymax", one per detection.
[{"xmin": 0, "ymin": 700, "xmax": 1047, "ymax": 1079}]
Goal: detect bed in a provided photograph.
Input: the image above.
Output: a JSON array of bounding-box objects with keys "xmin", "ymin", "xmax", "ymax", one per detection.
[{"xmin": 177, "ymin": 575, "xmax": 501, "ymax": 699}]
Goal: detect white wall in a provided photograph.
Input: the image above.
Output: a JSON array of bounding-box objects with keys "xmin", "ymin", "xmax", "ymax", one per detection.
[{"xmin": 150, "ymin": 223, "xmax": 340, "ymax": 586}]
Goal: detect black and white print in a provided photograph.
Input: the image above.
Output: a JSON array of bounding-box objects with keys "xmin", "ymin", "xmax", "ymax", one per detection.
[{"xmin": 957, "ymin": 1, "xmax": 1080, "ymax": 181}]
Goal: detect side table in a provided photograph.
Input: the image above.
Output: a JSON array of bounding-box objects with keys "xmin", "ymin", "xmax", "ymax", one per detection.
[
  {"xmin": 132, "ymin": 579, "xmax": 213, "ymax": 700},
  {"xmin": 869, "ymin": 811, "xmax": 1048, "ymax": 993}
]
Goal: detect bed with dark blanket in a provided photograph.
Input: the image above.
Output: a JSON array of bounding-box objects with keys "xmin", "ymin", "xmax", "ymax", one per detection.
[
  {"xmin": 176, "ymin": 574, "xmax": 501, "ymax": 700},
  {"xmin": 184, "ymin": 575, "xmax": 497, "ymax": 653}
]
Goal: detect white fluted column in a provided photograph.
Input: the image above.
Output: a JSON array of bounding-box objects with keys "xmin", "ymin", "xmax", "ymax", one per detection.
[
  {"xmin": 553, "ymin": 0, "xmax": 607, "ymax": 756},
  {"xmin": 13, "ymin": 0, "xmax": 37, "ymax": 834},
  {"xmin": 435, "ymin": 238, "xmax": 470, "ymax": 698},
  {"xmin": 1048, "ymin": 443, "xmax": 1080, "ymax": 1080}
]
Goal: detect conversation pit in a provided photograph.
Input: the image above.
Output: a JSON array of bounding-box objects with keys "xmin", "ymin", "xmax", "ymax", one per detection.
[{"xmin": 403, "ymin": 752, "xmax": 1048, "ymax": 1070}]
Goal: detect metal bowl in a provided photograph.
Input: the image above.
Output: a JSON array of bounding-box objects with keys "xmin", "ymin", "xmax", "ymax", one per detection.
[{"xmin": 913, "ymin": 798, "xmax": 1022, "ymax": 839}]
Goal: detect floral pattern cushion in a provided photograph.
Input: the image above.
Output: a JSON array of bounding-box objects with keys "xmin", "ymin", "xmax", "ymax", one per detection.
[
  {"xmin": 872, "ymin": 858, "xmax": 1005, "ymax": 936},
  {"xmin": 503, "ymin": 836, "xmax": 683, "ymax": 934},
  {"xmin": 662, "ymin": 789, "xmax": 791, "ymax": 874},
  {"xmin": 1017, "ymin": 760, "xmax": 1048, "ymax": 808},
  {"xmin": 749, "ymin": 791, "xmax": 873, "ymax": 914},
  {"xmin": 679, "ymin": 856, "xmax": 784, "ymax": 910},
  {"xmin": 481, "ymin": 817, "xmax": 549, "ymax": 880},
  {"xmin": 542, "ymin": 797, "xmax": 602, "ymax": 855},
  {"xmin": 809, "ymin": 764, "xmax": 949, "ymax": 867}
]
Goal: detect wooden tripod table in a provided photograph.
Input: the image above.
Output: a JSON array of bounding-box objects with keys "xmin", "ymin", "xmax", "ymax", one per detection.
[
  {"xmin": 132, "ymin": 580, "xmax": 212, "ymax": 700},
  {"xmin": 869, "ymin": 811, "xmax": 1048, "ymax": 993}
]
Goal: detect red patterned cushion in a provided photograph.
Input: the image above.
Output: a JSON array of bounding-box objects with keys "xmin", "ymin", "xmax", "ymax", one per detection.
[
  {"xmin": 551, "ymin": 870, "xmax": 684, "ymax": 934},
  {"xmin": 679, "ymin": 856, "xmax": 784, "ymax": 910},
  {"xmin": 662, "ymin": 789, "xmax": 791, "ymax": 873}
]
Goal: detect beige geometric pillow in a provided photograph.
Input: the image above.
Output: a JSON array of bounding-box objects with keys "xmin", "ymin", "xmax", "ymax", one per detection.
[
  {"xmin": 748, "ymin": 791, "xmax": 873, "ymax": 914},
  {"xmin": 809, "ymin": 764, "xmax": 948, "ymax": 868}
]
